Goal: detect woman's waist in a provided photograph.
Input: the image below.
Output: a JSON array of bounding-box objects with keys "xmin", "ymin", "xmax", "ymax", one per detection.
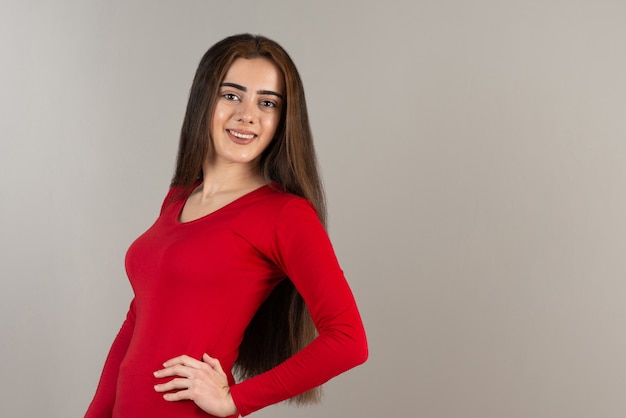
[{"xmin": 120, "ymin": 341, "xmax": 238, "ymax": 383}]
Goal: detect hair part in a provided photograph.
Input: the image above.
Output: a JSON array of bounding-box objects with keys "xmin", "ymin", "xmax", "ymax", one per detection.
[{"xmin": 171, "ymin": 34, "xmax": 326, "ymax": 404}]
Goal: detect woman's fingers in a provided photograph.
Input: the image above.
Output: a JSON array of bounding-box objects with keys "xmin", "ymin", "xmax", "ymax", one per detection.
[
  {"xmin": 155, "ymin": 355, "xmax": 212, "ymax": 378},
  {"xmin": 154, "ymin": 377, "xmax": 189, "ymax": 393},
  {"xmin": 153, "ymin": 353, "xmax": 237, "ymax": 416},
  {"xmin": 162, "ymin": 354, "xmax": 202, "ymax": 368},
  {"xmin": 154, "ymin": 364, "xmax": 195, "ymax": 379},
  {"xmin": 202, "ymin": 353, "xmax": 219, "ymax": 369},
  {"xmin": 203, "ymin": 353, "xmax": 226, "ymax": 375},
  {"xmin": 162, "ymin": 388, "xmax": 191, "ymax": 401}
]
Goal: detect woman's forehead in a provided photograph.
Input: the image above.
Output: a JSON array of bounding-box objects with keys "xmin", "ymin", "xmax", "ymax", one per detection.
[{"xmin": 222, "ymin": 57, "xmax": 285, "ymax": 94}]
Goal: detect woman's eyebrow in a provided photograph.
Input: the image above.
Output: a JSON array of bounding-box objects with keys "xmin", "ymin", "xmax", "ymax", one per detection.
[{"xmin": 220, "ymin": 82, "xmax": 283, "ymax": 100}]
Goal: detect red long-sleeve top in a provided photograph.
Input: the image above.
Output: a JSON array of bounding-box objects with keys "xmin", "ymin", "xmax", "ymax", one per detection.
[{"xmin": 85, "ymin": 185, "xmax": 368, "ymax": 417}]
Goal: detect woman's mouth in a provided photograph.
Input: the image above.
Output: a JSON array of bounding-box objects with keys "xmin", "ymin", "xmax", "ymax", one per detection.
[{"xmin": 227, "ymin": 129, "xmax": 256, "ymax": 144}]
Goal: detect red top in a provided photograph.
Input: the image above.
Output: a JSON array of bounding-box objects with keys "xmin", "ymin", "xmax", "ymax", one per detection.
[{"xmin": 85, "ymin": 185, "xmax": 368, "ymax": 417}]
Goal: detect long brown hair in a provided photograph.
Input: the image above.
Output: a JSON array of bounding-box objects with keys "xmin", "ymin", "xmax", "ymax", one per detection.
[{"xmin": 171, "ymin": 34, "xmax": 325, "ymax": 404}]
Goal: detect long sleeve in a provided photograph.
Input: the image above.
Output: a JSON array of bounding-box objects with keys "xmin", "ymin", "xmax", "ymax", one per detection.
[
  {"xmin": 85, "ymin": 300, "xmax": 136, "ymax": 418},
  {"xmin": 230, "ymin": 199, "xmax": 368, "ymax": 416}
]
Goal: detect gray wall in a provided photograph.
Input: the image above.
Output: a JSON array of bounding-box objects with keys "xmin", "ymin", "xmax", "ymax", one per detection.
[{"xmin": 2, "ymin": 1, "xmax": 626, "ymax": 417}]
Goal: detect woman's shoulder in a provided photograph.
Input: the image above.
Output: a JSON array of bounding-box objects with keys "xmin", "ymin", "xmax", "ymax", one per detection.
[
  {"xmin": 229, "ymin": 184, "xmax": 321, "ymax": 236},
  {"xmin": 159, "ymin": 183, "xmax": 193, "ymax": 214},
  {"xmin": 255, "ymin": 183, "xmax": 316, "ymax": 215},
  {"xmin": 264, "ymin": 183, "xmax": 306, "ymax": 202},
  {"xmin": 237, "ymin": 185, "xmax": 323, "ymax": 252}
]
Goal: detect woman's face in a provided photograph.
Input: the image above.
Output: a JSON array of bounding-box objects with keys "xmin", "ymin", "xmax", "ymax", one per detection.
[{"xmin": 209, "ymin": 57, "xmax": 285, "ymax": 169}]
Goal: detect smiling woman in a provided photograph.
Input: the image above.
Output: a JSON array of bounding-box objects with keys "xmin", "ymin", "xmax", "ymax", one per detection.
[
  {"xmin": 209, "ymin": 58, "xmax": 284, "ymax": 168},
  {"xmin": 84, "ymin": 34, "xmax": 368, "ymax": 418}
]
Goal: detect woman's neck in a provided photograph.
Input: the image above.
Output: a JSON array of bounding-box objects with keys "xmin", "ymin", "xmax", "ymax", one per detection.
[{"xmin": 200, "ymin": 160, "xmax": 266, "ymax": 198}]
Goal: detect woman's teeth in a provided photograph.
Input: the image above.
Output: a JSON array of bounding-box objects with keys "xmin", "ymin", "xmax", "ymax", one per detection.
[{"xmin": 229, "ymin": 130, "xmax": 254, "ymax": 139}]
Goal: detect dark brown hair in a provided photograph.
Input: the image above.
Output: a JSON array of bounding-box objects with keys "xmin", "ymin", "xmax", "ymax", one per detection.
[{"xmin": 171, "ymin": 34, "xmax": 325, "ymax": 404}]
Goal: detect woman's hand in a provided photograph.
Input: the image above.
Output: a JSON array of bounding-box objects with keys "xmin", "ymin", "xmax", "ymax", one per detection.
[{"xmin": 154, "ymin": 353, "xmax": 238, "ymax": 417}]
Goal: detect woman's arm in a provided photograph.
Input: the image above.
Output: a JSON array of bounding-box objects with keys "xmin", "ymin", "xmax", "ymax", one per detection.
[
  {"xmin": 85, "ymin": 300, "xmax": 136, "ymax": 418},
  {"xmin": 230, "ymin": 198, "xmax": 368, "ymax": 416}
]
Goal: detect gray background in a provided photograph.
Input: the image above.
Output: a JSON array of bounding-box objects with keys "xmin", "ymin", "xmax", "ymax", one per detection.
[{"xmin": 2, "ymin": 1, "xmax": 626, "ymax": 417}]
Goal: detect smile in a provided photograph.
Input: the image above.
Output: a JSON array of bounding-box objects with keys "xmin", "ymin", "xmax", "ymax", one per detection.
[{"xmin": 227, "ymin": 129, "xmax": 256, "ymax": 140}]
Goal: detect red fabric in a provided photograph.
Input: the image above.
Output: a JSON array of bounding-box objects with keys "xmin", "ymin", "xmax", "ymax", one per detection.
[{"xmin": 85, "ymin": 185, "xmax": 367, "ymax": 417}]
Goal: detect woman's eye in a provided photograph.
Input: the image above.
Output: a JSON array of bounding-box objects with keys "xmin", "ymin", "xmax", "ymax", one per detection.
[
  {"xmin": 260, "ymin": 100, "xmax": 277, "ymax": 108},
  {"xmin": 223, "ymin": 93, "xmax": 239, "ymax": 101}
]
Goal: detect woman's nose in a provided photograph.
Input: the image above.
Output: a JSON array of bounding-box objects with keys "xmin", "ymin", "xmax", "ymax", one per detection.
[{"xmin": 236, "ymin": 100, "xmax": 256, "ymax": 123}]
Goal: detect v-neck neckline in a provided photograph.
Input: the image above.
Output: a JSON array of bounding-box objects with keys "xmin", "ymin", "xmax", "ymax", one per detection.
[{"xmin": 175, "ymin": 184, "xmax": 270, "ymax": 225}]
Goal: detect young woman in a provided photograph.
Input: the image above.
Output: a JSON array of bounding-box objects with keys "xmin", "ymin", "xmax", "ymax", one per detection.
[{"xmin": 85, "ymin": 33, "xmax": 368, "ymax": 418}]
